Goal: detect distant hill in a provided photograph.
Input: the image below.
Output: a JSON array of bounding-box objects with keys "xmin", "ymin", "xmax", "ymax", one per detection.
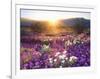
[
  {"xmin": 20, "ymin": 18, "xmax": 90, "ymax": 34},
  {"xmin": 60, "ymin": 18, "xmax": 90, "ymax": 28},
  {"xmin": 60, "ymin": 18, "xmax": 90, "ymax": 34}
]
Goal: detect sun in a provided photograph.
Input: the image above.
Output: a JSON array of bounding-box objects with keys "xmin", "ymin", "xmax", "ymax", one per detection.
[
  {"xmin": 47, "ymin": 18, "xmax": 60, "ymax": 34},
  {"xmin": 48, "ymin": 18, "xmax": 58, "ymax": 26}
]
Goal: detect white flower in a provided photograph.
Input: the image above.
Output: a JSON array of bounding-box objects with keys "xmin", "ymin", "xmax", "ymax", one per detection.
[
  {"xmin": 59, "ymin": 54, "xmax": 66, "ymax": 60},
  {"xmin": 63, "ymin": 50, "xmax": 67, "ymax": 54},
  {"xmin": 49, "ymin": 58, "xmax": 53, "ymax": 63},
  {"xmin": 49, "ymin": 58, "xmax": 52, "ymax": 61},
  {"xmin": 61, "ymin": 60, "xmax": 65, "ymax": 63},
  {"xmin": 55, "ymin": 52, "xmax": 60, "ymax": 57},
  {"xmin": 73, "ymin": 39, "xmax": 77, "ymax": 44},
  {"xmin": 54, "ymin": 59, "xmax": 57, "ymax": 62},
  {"xmin": 69, "ymin": 56, "xmax": 78, "ymax": 62},
  {"xmin": 65, "ymin": 57, "xmax": 68, "ymax": 61},
  {"xmin": 45, "ymin": 45, "xmax": 49, "ymax": 49},
  {"xmin": 49, "ymin": 60, "xmax": 53, "ymax": 64},
  {"xmin": 67, "ymin": 40, "xmax": 72, "ymax": 45}
]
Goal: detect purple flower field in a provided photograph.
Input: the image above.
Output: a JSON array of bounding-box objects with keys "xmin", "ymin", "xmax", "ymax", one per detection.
[
  {"xmin": 20, "ymin": 32, "xmax": 90, "ymax": 69},
  {"xmin": 20, "ymin": 10, "xmax": 90, "ymax": 69}
]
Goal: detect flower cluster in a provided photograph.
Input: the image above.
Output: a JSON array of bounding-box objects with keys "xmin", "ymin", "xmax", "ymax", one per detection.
[{"xmin": 20, "ymin": 33, "xmax": 90, "ymax": 69}]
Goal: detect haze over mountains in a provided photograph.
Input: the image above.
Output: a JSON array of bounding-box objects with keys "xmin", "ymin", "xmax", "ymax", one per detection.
[
  {"xmin": 61, "ymin": 18, "xmax": 90, "ymax": 28},
  {"xmin": 21, "ymin": 18, "xmax": 90, "ymax": 35}
]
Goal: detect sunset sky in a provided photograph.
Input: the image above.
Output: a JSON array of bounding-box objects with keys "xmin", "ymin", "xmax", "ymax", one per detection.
[{"xmin": 21, "ymin": 9, "xmax": 90, "ymax": 21}]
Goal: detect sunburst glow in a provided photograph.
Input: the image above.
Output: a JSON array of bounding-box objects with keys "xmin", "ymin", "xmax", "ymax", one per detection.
[
  {"xmin": 46, "ymin": 18, "xmax": 60, "ymax": 34},
  {"xmin": 48, "ymin": 18, "xmax": 58, "ymax": 26}
]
